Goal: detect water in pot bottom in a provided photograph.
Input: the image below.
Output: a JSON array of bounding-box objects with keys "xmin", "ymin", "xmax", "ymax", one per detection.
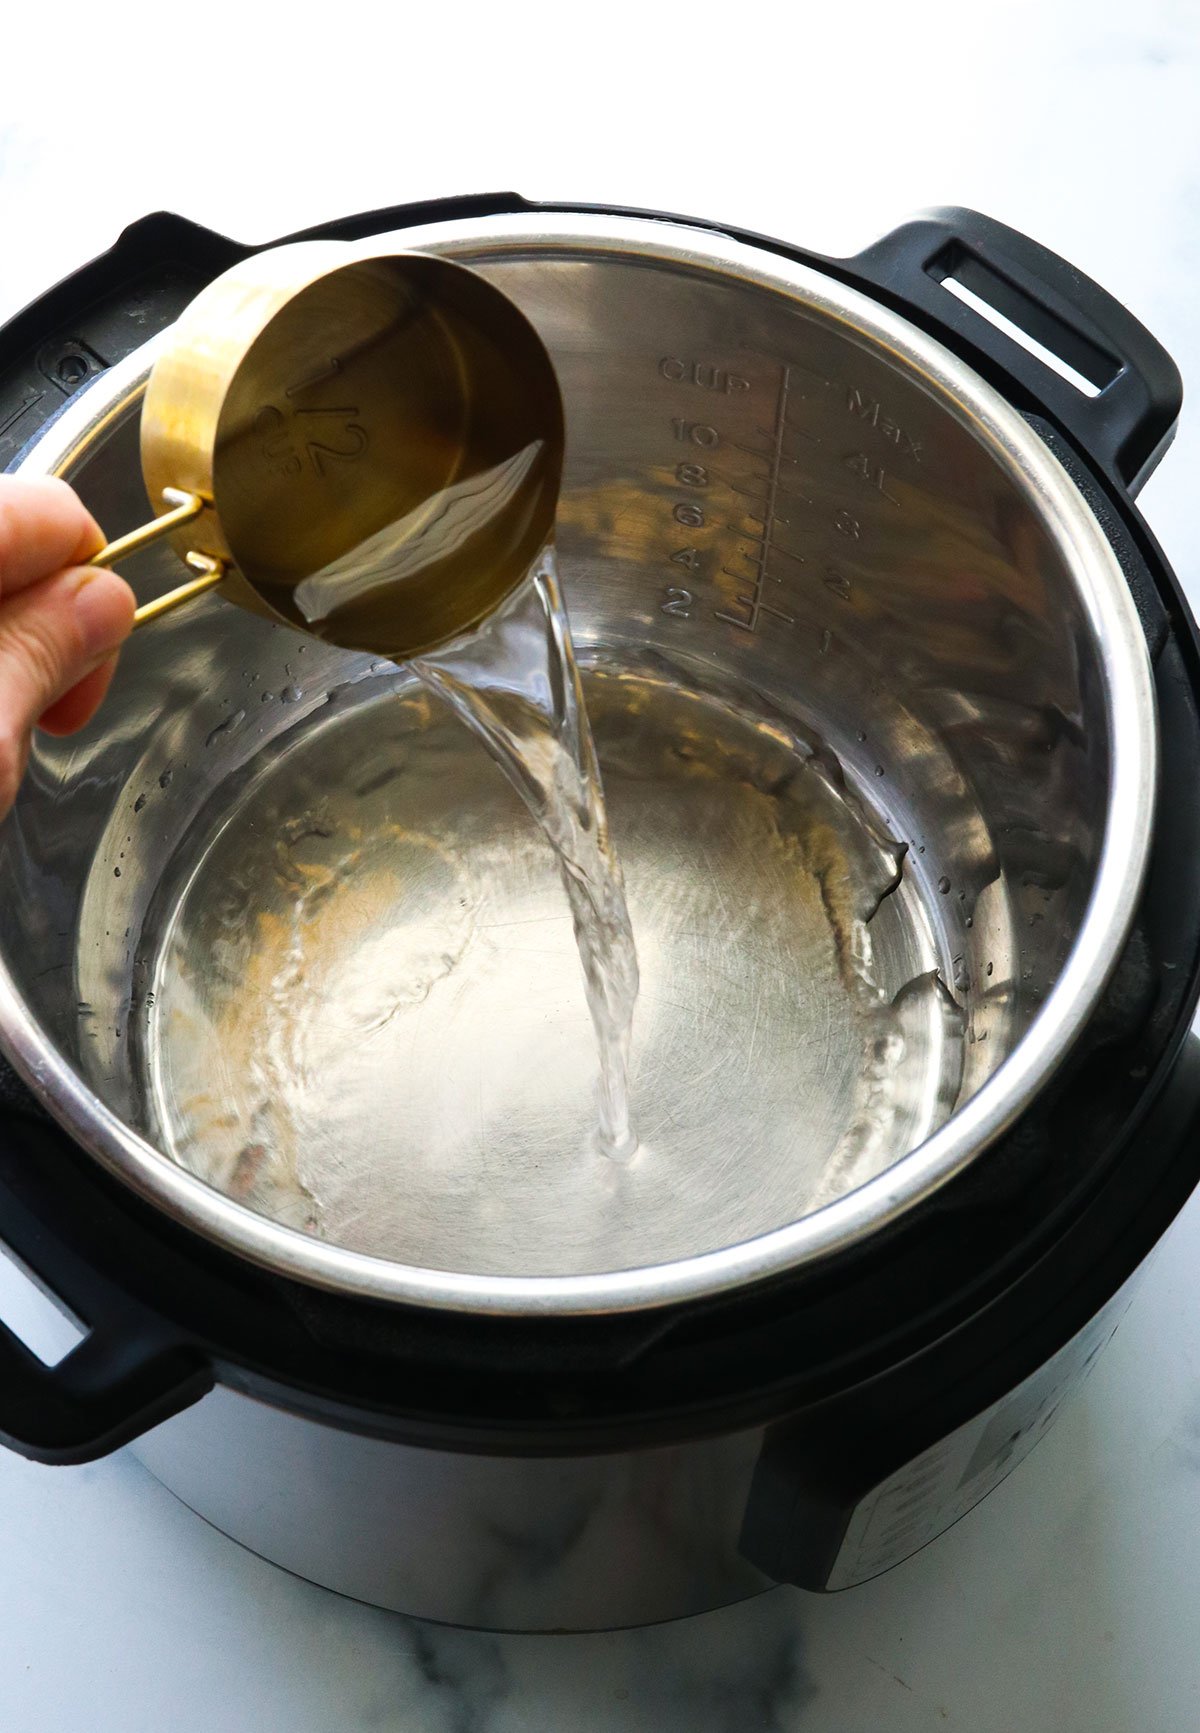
[{"xmin": 125, "ymin": 654, "xmax": 964, "ymax": 1280}]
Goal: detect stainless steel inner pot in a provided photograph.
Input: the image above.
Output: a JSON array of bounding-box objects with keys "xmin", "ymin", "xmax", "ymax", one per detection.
[{"xmin": 0, "ymin": 213, "xmax": 1155, "ymax": 1316}]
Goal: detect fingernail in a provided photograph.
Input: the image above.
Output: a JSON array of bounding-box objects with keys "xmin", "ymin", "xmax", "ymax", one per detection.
[{"xmin": 73, "ymin": 569, "xmax": 134, "ymax": 659}]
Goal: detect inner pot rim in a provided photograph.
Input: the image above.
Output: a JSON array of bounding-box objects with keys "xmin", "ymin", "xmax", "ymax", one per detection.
[{"xmin": 0, "ymin": 211, "xmax": 1158, "ymax": 1317}]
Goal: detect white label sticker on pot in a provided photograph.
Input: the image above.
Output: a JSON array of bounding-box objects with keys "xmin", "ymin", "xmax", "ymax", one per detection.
[{"xmin": 825, "ymin": 1273, "xmax": 1141, "ymax": 1591}]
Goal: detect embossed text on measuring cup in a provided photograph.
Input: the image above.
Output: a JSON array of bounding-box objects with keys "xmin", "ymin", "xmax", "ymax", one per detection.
[{"xmin": 254, "ymin": 356, "xmax": 369, "ymax": 481}]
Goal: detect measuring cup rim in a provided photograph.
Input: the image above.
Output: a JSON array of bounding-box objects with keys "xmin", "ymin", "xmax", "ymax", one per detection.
[{"xmin": 138, "ymin": 241, "xmax": 566, "ymax": 646}]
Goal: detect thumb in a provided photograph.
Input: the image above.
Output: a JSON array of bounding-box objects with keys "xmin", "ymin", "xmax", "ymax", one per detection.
[{"xmin": 0, "ymin": 565, "xmax": 134, "ymax": 815}]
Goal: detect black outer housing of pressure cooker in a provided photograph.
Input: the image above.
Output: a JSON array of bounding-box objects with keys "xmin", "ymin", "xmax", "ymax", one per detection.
[{"xmin": 0, "ymin": 194, "xmax": 1198, "ymax": 1592}]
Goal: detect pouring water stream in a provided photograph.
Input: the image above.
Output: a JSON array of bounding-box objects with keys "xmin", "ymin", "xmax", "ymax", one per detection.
[{"xmin": 413, "ymin": 546, "xmax": 640, "ymax": 1161}]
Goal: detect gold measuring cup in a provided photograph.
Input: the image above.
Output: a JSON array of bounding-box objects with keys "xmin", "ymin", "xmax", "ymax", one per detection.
[{"xmin": 91, "ymin": 241, "xmax": 565, "ymax": 659}]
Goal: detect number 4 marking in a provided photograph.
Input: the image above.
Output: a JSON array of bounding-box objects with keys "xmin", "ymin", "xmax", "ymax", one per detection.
[{"xmin": 671, "ymin": 547, "xmax": 700, "ymax": 570}]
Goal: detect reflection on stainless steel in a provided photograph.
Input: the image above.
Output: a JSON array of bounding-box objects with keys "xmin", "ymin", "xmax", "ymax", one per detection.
[
  {"xmin": 293, "ymin": 440, "xmax": 546, "ymax": 625},
  {"xmin": 0, "ymin": 214, "xmax": 1154, "ymax": 1312},
  {"xmin": 133, "ymin": 1383, "xmax": 772, "ymax": 1629}
]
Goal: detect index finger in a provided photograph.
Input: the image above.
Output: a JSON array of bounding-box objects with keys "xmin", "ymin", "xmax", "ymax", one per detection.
[{"xmin": 0, "ymin": 476, "xmax": 105, "ymax": 602}]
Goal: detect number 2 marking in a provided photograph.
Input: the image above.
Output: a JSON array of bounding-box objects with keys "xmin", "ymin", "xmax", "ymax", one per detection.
[{"xmin": 305, "ymin": 422, "xmax": 368, "ymax": 475}]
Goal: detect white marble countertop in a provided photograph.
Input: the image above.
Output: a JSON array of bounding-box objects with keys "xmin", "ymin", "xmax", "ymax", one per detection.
[
  {"xmin": 2, "ymin": 0, "xmax": 1200, "ymax": 1726},
  {"xmin": 2, "ymin": 1199, "xmax": 1200, "ymax": 1731}
]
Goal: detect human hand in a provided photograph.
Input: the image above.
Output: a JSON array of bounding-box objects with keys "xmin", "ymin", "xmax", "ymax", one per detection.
[{"xmin": 0, "ymin": 476, "xmax": 134, "ymax": 822}]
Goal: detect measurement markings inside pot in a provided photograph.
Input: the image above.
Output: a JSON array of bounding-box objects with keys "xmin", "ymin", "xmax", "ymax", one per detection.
[{"xmin": 657, "ymin": 347, "xmax": 933, "ymax": 637}]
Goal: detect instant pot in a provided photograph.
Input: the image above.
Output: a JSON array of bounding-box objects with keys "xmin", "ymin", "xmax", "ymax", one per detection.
[{"xmin": 0, "ymin": 194, "xmax": 1197, "ymax": 1633}]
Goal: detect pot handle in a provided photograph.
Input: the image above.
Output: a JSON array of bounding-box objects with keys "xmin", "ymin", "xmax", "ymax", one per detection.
[
  {"xmin": 848, "ymin": 207, "xmax": 1182, "ymax": 496},
  {"xmin": 0, "ymin": 1118, "xmax": 211, "ymax": 1464},
  {"xmin": 0, "ymin": 1308, "xmax": 211, "ymax": 1467}
]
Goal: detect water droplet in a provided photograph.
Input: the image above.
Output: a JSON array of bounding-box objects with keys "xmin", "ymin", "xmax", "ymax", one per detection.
[
  {"xmin": 917, "ymin": 844, "xmax": 926, "ymax": 855},
  {"xmin": 874, "ymin": 764, "xmax": 885, "ymax": 777},
  {"xmin": 113, "ymin": 866, "xmax": 121, "ymax": 877},
  {"xmin": 986, "ymin": 961, "xmax": 994, "ymax": 976},
  {"xmin": 158, "ymin": 767, "xmax": 173, "ymax": 789},
  {"xmin": 205, "ymin": 709, "xmax": 246, "ymax": 748},
  {"xmin": 133, "ymin": 793, "xmax": 146, "ymax": 813},
  {"xmin": 856, "ymin": 730, "xmax": 867, "ymax": 742},
  {"xmin": 938, "ymin": 875, "xmax": 951, "ymax": 894},
  {"xmin": 261, "ymin": 690, "xmax": 272, "ymax": 703},
  {"xmin": 281, "ymin": 684, "xmax": 301, "ymax": 704},
  {"xmin": 965, "ymin": 915, "xmax": 974, "ymax": 929}
]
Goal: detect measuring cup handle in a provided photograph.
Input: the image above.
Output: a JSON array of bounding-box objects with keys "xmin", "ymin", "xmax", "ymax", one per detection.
[
  {"xmin": 88, "ymin": 490, "xmax": 227, "ymax": 627},
  {"xmin": 131, "ymin": 553, "xmax": 225, "ymax": 629},
  {"xmin": 848, "ymin": 207, "xmax": 1182, "ymax": 498}
]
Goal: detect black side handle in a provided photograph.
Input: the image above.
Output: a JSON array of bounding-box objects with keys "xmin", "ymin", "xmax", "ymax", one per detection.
[
  {"xmin": 849, "ymin": 206, "xmax": 1183, "ymax": 497},
  {"xmin": 0, "ymin": 1123, "xmax": 211, "ymax": 1464},
  {"xmin": 0, "ymin": 212, "xmax": 247, "ymax": 475}
]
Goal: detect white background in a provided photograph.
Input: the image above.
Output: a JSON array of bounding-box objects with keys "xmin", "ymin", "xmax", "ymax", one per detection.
[{"xmin": 2, "ymin": 1, "xmax": 1200, "ymax": 1726}]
